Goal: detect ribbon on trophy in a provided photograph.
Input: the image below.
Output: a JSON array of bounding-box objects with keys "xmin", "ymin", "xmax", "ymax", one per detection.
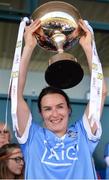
[
  {"xmin": 6, "ymin": 17, "xmax": 29, "ymax": 131},
  {"xmin": 84, "ymin": 20, "xmax": 103, "ymax": 128}
]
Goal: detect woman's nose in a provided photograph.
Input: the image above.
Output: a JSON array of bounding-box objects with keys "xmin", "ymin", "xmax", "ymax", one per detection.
[
  {"xmin": 20, "ymin": 159, "xmax": 24, "ymax": 165},
  {"xmin": 52, "ymin": 109, "xmax": 58, "ymax": 116}
]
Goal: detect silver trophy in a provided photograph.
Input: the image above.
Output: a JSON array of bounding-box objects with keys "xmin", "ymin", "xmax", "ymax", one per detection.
[{"xmin": 31, "ymin": 1, "xmax": 84, "ymax": 89}]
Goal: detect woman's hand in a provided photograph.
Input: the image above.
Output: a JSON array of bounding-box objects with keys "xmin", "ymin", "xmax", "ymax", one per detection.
[
  {"xmin": 24, "ymin": 19, "xmax": 41, "ymax": 49},
  {"xmin": 67, "ymin": 19, "xmax": 92, "ymax": 53},
  {"xmin": 78, "ymin": 19, "xmax": 92, "ymax": 52}
]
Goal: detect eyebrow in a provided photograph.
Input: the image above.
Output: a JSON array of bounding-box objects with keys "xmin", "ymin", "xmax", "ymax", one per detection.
[
  {"xmin": 9, "ymin": 156, "xmax": 23, "ymax": 159},
  {"xmin": 0, "ymin": 127, "xmax": 9, "ymax": 133},
  {"xmin": 42, "ymin": 103, "xmax": 65, "ymax": 109},
  {"xmin": 0, "ymin": 150, "xmax": 21, "ymax": 160},
  {"xmin": 0, "ymin": 130, "xmax": 9, "ymax": 132}
]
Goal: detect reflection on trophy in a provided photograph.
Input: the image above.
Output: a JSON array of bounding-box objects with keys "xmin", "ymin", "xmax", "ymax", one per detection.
[{"xmin": 31, "ymin": 1, "xmax": 84, "ymax": 89}]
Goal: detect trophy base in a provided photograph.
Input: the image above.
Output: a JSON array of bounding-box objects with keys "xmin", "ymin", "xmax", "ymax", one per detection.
[{"xmin": 45, "ymin": 59, "xmax": 84, "ymax": 89}]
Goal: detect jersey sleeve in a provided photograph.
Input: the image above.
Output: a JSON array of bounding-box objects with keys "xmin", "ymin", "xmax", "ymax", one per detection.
[
  {"xmin": 15, "ymin": 112, "xmax": 32, "ymax": 144},
  {"xmin": 82, "ymin": 113, "xmax": 102, "ymax": 141}
]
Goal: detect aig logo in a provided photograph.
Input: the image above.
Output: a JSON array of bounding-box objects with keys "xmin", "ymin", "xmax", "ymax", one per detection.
[{"xmin": 41, "ymin": 142, "xmax": 79, "ymax": 166}]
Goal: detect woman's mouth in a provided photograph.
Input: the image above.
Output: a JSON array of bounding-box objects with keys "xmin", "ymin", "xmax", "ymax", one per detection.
[{"xmin": 50, "ymin": 118, "xmax": 62, "ymax": 124}]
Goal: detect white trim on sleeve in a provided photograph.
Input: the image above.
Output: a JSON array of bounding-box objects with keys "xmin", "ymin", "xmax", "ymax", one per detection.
[
  {"xmin": 105, "ymin": 156, "xmax": 109, "ymax": 167},
  {"xmin": 83, "ymin": 113, "xmax": 102, "ymax": 141},
  {"xmin": 15, "ymin": 113, "xmax": 32, "ymax": 144}
]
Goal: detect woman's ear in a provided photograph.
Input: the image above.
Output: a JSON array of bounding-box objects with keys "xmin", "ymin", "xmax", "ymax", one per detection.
[{"xmin": 69, "ymin": 108, "xmax": 72, "ymax": 117}]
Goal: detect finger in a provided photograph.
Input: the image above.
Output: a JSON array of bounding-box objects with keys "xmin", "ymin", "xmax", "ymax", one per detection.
[
  {"xmin": 79, "ymin": 19, "xmax": 90, "ymax": 33},
  {"xmin": 25, "ymin": 22, "xmax": 41, "ymax": 35},
  {"xmin": 29, "ymin": 19, "xmax": 41, "ymax": 28},
  {"xmin": 25, "ymin": 19, "xmax": 41, "ymax": 33}
]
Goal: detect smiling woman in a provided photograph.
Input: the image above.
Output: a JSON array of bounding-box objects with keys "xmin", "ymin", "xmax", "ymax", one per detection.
[
  {"xmin": 11, "ymin": 18, "xmax": 107, "ymax": 179},
  {"xmin": 0, "ymin": 143, "xmax": 24, "ymax": 179}
]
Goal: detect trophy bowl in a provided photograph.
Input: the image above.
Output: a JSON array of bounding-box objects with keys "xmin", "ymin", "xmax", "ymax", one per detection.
[{"xmin": 31, "ymin": 1, "xmax": 84, "ymax": 89}]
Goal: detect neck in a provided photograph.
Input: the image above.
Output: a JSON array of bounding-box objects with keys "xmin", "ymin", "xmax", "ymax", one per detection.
[
  {"xmin": 52, "ymin": 129, "xmax": 67, "ymax": 137},
  {"xmin": 43, "ymin": 123, "xmax": 67, "ymax": 137}
]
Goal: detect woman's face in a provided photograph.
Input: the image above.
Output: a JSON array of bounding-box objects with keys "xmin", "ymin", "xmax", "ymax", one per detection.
[
  {"xmin": 0, "ymin": 124, "xmax": 10, "ymax": 148},
  {"xmin": 7, "ymin": 148, "xmax": 24, "ymax": 176},
  {"xmin": 40, "ymin": 93, "xmax": 70, "ymax": 137}
]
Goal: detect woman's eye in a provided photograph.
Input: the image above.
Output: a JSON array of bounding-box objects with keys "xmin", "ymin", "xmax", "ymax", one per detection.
[
  {"xmin": 58, "ymin": 106, "xmax": 63, "ymax": 109},
  {"xmin": 44, "ymin": 108, "xmax": 51, "ymax": 111}
]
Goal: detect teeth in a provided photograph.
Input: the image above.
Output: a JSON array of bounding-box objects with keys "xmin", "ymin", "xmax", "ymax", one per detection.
[{"xmin": 50, "ymin": 119, "xmax": 61, "ymax": 123}]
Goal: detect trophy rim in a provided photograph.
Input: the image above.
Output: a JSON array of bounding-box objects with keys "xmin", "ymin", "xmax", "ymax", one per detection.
[
  {"xmin": 31, "ymin": 1, "xmax": 82, "ymax": 52},
  {"xmin": 31, "ymin": 1, "xmax": 81, "ymax": 22}
]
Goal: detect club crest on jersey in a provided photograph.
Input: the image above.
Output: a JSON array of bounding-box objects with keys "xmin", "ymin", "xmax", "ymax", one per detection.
[{"xmin": 67, "ymin": 130, "xmax": 78, "ymax": 139}]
